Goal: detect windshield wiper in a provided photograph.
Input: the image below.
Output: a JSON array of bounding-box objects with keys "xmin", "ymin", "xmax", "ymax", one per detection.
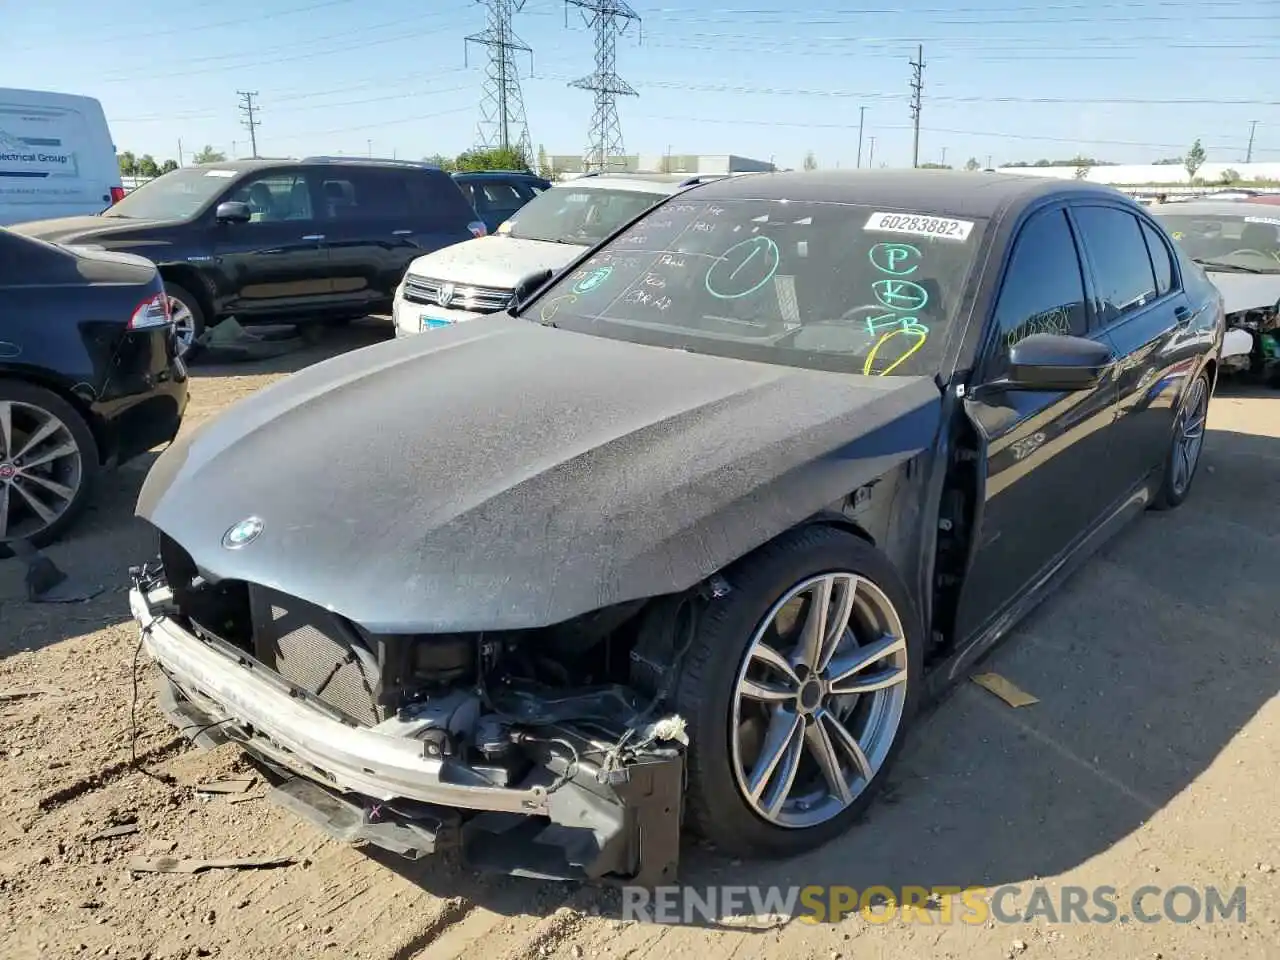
[{"xmin": 1191, "ymin": 257, "xmax": 1268, "ymax": 274}]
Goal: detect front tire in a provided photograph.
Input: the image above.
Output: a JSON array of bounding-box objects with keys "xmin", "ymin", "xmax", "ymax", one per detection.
[
  {"xmin": 1151, "ymin": 370, "xmax": 1210, "ymax": 510},
  {"xmin": 674, "ymin": 526, "xmax": 924, "ymax": 859},
  {"xmin": 0, "ymin": 380, "xmax": 100, "ymax": 550}
]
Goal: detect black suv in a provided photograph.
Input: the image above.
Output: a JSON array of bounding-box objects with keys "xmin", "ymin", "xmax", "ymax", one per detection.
[{"xmin": 8, "ymin": 157, "xmax": 487, "ymax": 355}]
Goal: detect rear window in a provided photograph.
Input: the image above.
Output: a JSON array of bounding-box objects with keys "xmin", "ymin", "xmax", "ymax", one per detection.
[
  {"xmin": 318, "ymin": 168, "xmax": 473, "ymax": 224},
  {"xmin": 505, "ymin": 187, "xmax": 665, "ymax": 245}
]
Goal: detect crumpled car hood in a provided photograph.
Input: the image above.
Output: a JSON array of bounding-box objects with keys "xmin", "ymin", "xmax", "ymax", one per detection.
[
  {"xmin": 1206, "ymin": 271, "xmax": 1280, "ymax": 314},
  {"xmin": 138, "ymin": 316, "xmax": 941, "ymax": 632},
  {"xmin": 405, "ymin": 235, "xmax": 583, "ymax": 290}
]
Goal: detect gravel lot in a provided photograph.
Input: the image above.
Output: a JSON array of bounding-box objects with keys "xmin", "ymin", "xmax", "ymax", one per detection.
[{"xmin": 2, "ymin": 319, "xmax": 1277, "ymax": 960}]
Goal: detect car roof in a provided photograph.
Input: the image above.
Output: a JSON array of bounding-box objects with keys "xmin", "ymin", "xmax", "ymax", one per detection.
[
  {"xmin": 453, "ymin": 170, "xmax": 548, "ymax": 180},
  {"xmin": 1148, "ymin": 200, "xmax": 1276, "ymax": 218},
  {"xmin": 679, "ymin": 169, "xmax": 1135, "ymax": 220},
  {"xmin": 188, "ymin": 157, "xmax": 449, "ymax": 174}
]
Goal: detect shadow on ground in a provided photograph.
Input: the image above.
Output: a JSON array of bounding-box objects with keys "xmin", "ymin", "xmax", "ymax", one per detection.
[
  {"xmin": 185, "ymin": 316, "xmax": 391, "ymax": 379},
  {"xmin": 363, "ymin": 425, "xmax": 1279, "ymax": 928}
]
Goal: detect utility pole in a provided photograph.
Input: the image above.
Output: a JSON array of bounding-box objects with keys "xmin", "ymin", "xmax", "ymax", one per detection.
[
  {"xmin": 908, "ymin": 44, "xmax": 924, "ymax": 169},
  {"xmin": 868, "ymin": 136, "xmax": 875, "ymax": 168},
  {"xmin": 1246, "ymin": 120, "xmax": 1258, "ymax": 163},
  {"xmin": 940, "ymin": 146, "xmax": 947, "ymax": 166},
  {"xmin": 467, "ymin": 0, "xmax": 534, "ymax": 158},
  {"xmin": 177, "ymin": 139, "xmax": 184, "ymax": 166},
  {"xmin": 986, "ymin": 153, "xmax": 993, "ymax": 169},
  {"xmin": 237, "ymin": 91, "xmax": 260, "ymax": 158},
  {"xmin": 367, "ymin": 139, "xmax": 373, "ymax": 158},
  {"xmin": 856, "ymin": 105, "xmax": 866, "ymax": 169},
  {"xmin": 566, "ymin": 0, "xmax": 640, "ymax": 172}
]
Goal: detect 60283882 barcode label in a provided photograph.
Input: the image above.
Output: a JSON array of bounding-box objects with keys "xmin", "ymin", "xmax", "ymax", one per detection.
[{"xmin": 864, "ymin": 212, "xmax": 975, "ymax": 241}]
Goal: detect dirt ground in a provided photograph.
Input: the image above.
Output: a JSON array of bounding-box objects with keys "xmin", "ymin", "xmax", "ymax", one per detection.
[{"xmin": 1, "ymin": 318, "xmax": 1277, "ymax": 960}]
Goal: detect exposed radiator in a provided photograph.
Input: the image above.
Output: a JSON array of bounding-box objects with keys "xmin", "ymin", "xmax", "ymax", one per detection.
[{"xmin": 247, "ymin": 585, "xmax": 383, "ymax": 726}]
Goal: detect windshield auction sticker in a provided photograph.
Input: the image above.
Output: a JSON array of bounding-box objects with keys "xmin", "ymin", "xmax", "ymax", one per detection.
[{"xmin": 865, "ymin": 212, "xmax": 974, "ymax": 242}]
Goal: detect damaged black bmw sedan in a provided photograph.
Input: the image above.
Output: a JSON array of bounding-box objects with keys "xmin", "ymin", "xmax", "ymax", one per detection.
[{"xmin": 128, "ymin": 170, "xmax": 1223, "ymax": 885}]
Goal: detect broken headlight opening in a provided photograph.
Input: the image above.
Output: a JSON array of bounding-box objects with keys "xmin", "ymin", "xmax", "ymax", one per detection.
[
  {"xmin": 1222, "ymin": 300, "xmax": 1280, "ymax": 378},
  {"xmin": 127, "ymin": 537, "xmax": 720, "ymax": 886}
]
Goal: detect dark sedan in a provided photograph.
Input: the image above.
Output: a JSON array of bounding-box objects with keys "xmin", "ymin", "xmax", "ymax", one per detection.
[
  {"xmin": 127, "ymin": 170, "xmax": 1221, "ymax": 885},
  {"xmin": 0, "ymin": 228, "xmax": 187, "ymax": 549}
]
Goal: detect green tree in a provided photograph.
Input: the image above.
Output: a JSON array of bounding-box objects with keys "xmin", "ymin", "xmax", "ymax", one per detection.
[
  {"xmin": 802, "ymin": 150, "xmax": 818, "ymax": 171},
  {"xmin": 1184, "ymin": 139, "xmax": 1206, "ymax": 181},
  {"xmin": 964, "ymin": 157, "xmax": 981, "ymax": 171},
  {"xmin": 536, "ymin": 144, "xmax": 552, "ymax": 179},
  {"xmin": 1219, "ymin": 167, "xmax": 1239, "ymax": 185},
  {"xmin": 919, "ymin": 162, "xmax": 951, "ymax": 169},
  {"xmin": 423, "ymin": 153, "xmax": 457, "ymax": 171},
  {"xmin": 137, "ymin": 154, "xmax": 160, "ymax": 178},
  {"xmin": 118, "ymin": 151, "xmax": 138, "ymax": 176},
  {"xmin": 192, "ymin": 144, "xmax": 226, "ymax": 164},
  {"xmin": 1072, "ymin": 155, "xmax": 1092, "ymax": 180},
  {"xmin": 453, "ymin": 146, "xmax": 531, "ymax": 172},
  {"xmin": 160, "ymin": 159, "xmax": 179, "ymax": 174}
]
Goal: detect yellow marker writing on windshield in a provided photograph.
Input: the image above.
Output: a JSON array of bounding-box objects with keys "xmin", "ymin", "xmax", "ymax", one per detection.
[
  {"xmin": 864, "ymin": 327, "xmax": 927, "ymax": 376},
  {"xmin": 539, "ymin": 293, "xmax": 578, "ymax": 323}
]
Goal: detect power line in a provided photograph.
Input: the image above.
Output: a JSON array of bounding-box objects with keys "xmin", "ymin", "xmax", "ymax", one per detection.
[
  {"xmin": 565, "ymin": 0, "xmax": 641, "ymax": 171},
  {"xmin": 238, "ymin": 91, "xmax": 261, "ymax": 159},
  {"xmin": 909, "ymin": 44, "xmax": 925, "ymax": 169},
  {"xmin": 466, "ymin": 0, "xmax": 534, "ymax": 156}
]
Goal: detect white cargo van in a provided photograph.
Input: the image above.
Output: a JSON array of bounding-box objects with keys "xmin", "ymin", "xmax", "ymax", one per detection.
[{"xmin": 0, "ymin": 88, "xmax": 122, "ymax": 227}]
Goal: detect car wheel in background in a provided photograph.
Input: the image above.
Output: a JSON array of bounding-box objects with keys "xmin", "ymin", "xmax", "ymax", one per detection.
[
  {"xmin": 164, "ymin": 281, "xmax": 205, "ymax": 359},
  {"xmin": 0, "ymin": 380, "xmax": 100, "ymax": 549},
  {"xmin": 671, "ymin": 525, "xmax": 924, "ymax": 859},
  {"xmin": 1151, "ymin": 370, "xmax": 1210, "ymax": 510}
]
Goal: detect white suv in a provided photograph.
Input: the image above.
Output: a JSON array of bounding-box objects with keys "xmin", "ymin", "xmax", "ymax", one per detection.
[{"xmin": 391, "ymin": 173, "xmax": 722, "ymax": 336}]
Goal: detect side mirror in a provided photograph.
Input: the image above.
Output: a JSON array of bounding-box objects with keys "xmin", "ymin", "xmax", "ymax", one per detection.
[
  {"xmin": 214, "ymin": 201, "xmax": 252, "ymax": 224},
  {"xmin": 984, "ymin": 333, "xmax": 1114, "ymax": 393}
]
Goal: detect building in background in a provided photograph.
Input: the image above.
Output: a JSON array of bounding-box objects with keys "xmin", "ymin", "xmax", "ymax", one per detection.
[{"xmin": 547, "ymin": 153, "xmax": 776, "ymax": 178}]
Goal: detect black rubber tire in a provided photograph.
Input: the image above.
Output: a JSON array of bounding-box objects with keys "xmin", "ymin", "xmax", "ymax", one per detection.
[
  {"xmin": 164, "ymin": 280, "xmax": 206, "ymax": 356},
  {"xmin": 672, "ymin": 525, "xmax": 925, "ymax": 859},
  {"xmin": 0, "ymin": 379, "xmax": 100, "ymax": 551},
  {"xmin": 1150, "ymin": 370, "xmax": 1211, "ymax": 511}
]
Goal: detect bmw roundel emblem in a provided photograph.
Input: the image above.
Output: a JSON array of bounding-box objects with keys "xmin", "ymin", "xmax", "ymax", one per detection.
[{"xmin": 222, "ymin": 516, "xmax": 264, "ymax": 549}]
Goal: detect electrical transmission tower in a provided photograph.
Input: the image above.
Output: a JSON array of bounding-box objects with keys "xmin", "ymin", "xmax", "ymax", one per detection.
[
  {"xmin": 565, "ymin": 0, "xmax": 640, "ymax": 172},
  {"xmin": 466, "ymin": 0, "xmax": 533, "ymax": 159},
  {"xmin": 908, "ymin": 45, "xmax": 924, "ymax": 169},
  {"xmin": 238, "ymin": 91, "xmax": 261, "ymax": 158}
]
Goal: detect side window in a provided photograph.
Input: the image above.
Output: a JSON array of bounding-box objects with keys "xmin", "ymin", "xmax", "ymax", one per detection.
[
  {"xmin": 228, "ymin": 171, "xmax": 313, "ymax": 222},
  {"xmin": 1071, "ymin": 206, "xmax": 1158, "ymax": 324},
  {"xmin": 1140, "ymin": 220, "xmax": 1175, "ymax": 297},
  {"xmin": 320, "ymin": 169, "xmax": 410, "ymax": 222},
  {"xmin": 481, "ymin": 182, "xmax": 524, "ymax": 208},
  {"xmin": 991, "ymin": 208, "xmax": 1089, "ymax": 359},
  {"xmin": 406, "ymin": 173, "xmax": 476, "ymax": 222}
]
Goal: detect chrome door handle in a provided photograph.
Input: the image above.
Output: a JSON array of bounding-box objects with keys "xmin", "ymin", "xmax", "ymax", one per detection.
[
  {"xmin": 392, "ymin": 229, "xmax": 413, "ymax": 236},
  {"xmin": 302, "ymin": 234, "xmax": 325, "ymax": 241}
]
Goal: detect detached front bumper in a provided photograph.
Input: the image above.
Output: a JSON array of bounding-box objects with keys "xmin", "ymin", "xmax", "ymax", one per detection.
[{"xmin": 129, "ymin": 582, "xmax": 683, "ymax": 885}]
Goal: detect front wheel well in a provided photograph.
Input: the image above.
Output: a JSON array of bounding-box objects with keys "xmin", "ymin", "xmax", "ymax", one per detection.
[{"xmin": 157, "ymin": 265, "xmax": 214, "ymax": 320}]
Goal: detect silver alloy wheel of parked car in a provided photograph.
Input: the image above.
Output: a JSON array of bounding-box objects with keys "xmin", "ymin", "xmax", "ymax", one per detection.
[
  {"xmin": 0, "ymin": 399, "xmax": 84, "ymax": 541},
  {"xmin": 1171, "ymin": 376, "xmax": 1209, "ymax": 497},
  {"xmin": 730, "ymin": 571, "xmax": 910, "ymax": 829},
  {"xmin": 168, "ymin": 296, "xmax": 197, "ymax": 357}
]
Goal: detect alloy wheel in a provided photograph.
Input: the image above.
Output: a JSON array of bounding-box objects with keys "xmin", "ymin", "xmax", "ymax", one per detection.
[
  {"xmin": 168, "ymin": 296, "xmax": 197, "ymax": 357},
  {"xmin": 730, "ymin": 572, "xmax": 910, "ymax": 829},
  {"xmin": 0, "ymin": 400, "xmax": 84, "ymax": 542},
  {"xmin": 1171, "ymin": 376, "xmax": 1208, "ymax": 496}
]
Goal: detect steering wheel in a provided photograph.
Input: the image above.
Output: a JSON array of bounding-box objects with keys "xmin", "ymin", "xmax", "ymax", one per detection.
[{"xmin": 1226, "ymin": 248, "xmax": 1269, "ymax": 258}]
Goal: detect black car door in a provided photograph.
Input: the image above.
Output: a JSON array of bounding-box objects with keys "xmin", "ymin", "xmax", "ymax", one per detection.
[
  {"xmin": 952, "ymin": 205, "xmax": 1124, "ymax": 642},
  {"xmin": 1069, "ymin": 204, "xmax": 1191, "ymax": 488},
  {"xmin": 321, "ymin": 168, "xmax": 477, "ymax": 312},
  {"xmin": 210, "ymin": 168, "xmax": 333, "ymax": 317}
]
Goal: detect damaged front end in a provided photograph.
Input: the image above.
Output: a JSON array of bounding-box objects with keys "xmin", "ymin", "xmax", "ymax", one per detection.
[
  {"xmin": 128, "ymin": 534, "xmax": 698, "ymax": 886},
  {"xmin": 1222, "ymin": 301, "xmax": 1280, "ymax": 381}
]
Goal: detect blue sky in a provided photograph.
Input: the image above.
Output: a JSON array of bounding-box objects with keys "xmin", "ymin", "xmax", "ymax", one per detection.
[{"xmin": 3, "ymin": 0, "xmax": 1274, "ymax": 169}]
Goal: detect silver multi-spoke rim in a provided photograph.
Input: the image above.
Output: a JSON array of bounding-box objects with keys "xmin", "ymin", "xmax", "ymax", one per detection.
[
  {"xmin": 168, "ymin": 296, "xmax": 196, "ymax": 356},
  {"xmin": 1171, "ymin": 377, "xmax": 1208, "ymax": 495},
  {"xmin": 0, "ymin": 400, "xmax": 83, "ymax": 541},
  {"xmin": 731, "ymin": 572, "xmax": 910, "ymax": 829}
]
